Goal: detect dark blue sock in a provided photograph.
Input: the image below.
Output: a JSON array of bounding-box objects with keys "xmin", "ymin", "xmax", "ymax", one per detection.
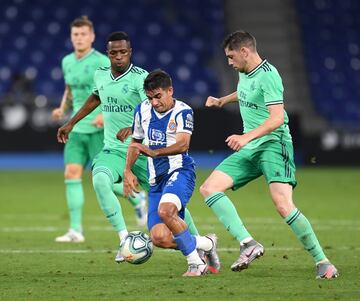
[{"xmin": 173, "ymin": 229, "xmax": 196, "ymax": 256}]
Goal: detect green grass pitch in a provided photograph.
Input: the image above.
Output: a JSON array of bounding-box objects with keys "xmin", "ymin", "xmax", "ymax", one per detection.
[{"xmin": 0, "ymin": 168, "xmax": 359, "ymax": 300}]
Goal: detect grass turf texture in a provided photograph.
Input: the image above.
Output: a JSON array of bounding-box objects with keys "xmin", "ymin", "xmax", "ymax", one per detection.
[{"xmin": 0, "ymin": 168, "xmax": 359, "ymax": 300}]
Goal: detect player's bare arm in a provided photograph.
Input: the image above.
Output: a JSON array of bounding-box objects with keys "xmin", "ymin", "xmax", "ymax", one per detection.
[
  {"xmin": 225, "ymin": 104, "xmax": 285, "ymax": 151},
  {"xmin": 57, "ymin": 93, "xmax": 101, "ymax": 143},
  {"xmin": 205, "ymin": 91, "xmax": 238, "ymax": 108},
  {"xmin": 123, "ymin": 138, "xmax": 143, "ymax": 197},
  {"xmin": 52, "ymin": 85, "xmax": 73, "ymax": 120},
  {"xmin": 133, "ymin": 132, "xmax": 191, "ymax": 157},
  {"xmin": 116, "ymin": 127, "xmax": 132, "ymax": 142}
]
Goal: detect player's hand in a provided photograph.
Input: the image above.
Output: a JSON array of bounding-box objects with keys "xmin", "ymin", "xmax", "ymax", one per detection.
[
  {"xmin": 131, "ymin": 143, "xmax": 157, "ymax": 158},
  {"xmin": 91, "ymin": 114, "xmax": 104, "ymax": 128},
  {"xmin": 225, "ymin": 134, "xmax": 250, "ymax": 151},
  {"xmin": 116, "ymin": 127, "xmax": 132, "ymax": 142},
  {"xmin": 123, "ymin": 169, "xmax": 140, "ymax": 198},
  {"xmin": 57, "ymin": 123, "xmax": 73, "ymax": 144},
  {"xmin": 52, "ymin": 108, "xmax": 64, "ymax": 120},
  {"xmin": 205, "ymin": 96, "xmax": 221, "ymax": 107}
]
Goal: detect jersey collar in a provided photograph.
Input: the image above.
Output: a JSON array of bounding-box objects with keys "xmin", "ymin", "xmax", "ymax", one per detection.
[
  {"xmin": 110, "ymin": 63, "xmax": 133, "ymax": 81},
  {"xmin": 75, "ymin": 48, "xmax": 95, "ymax": 62},
  {"xmin": 245, "ymin": 59, "xmax": 267, "ymax": 77}
]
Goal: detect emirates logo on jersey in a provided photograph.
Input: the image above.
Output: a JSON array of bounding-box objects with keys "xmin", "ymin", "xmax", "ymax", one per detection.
[{"xmin": 168, "ymin": 119, "xmax": 177, "ymax": 132}]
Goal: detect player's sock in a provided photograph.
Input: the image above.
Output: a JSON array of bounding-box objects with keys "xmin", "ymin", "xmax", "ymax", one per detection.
[
  {"xmin": 285, "ymin": 208, "xmax": 326, "ymax": 263},
  {"xmin": 65, "ymin": 178, "xmax": 84, "ymax": 232},
  {"xmin": 205, "ymin": 192, "xmax": 251, "ymax": 241},
  {"xmin": 174, "ymin": 229, "xmax": 197, "ymax": 258},
  {"xmin": 92, "ymin": 170, "xmax": 126, "ymax": 232},
  {"xmin": 118, "ymin": 229, "xmax": 128, "ymax": 242},
  {"xmin": 195, "ymin": 236, "xmax": 212, "ymax": 252},
  {"xmin": 113, "ymin": 182, "xmax": 141, "ymax": 207},
  {"xmin": 184, "ymin": 208, "xmax": 199, "ymax": 236}
]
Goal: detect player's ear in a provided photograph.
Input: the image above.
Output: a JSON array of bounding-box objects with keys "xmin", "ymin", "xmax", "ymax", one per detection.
[{"xmin": 167, "ymin": 86, "xmax": 174, "ymax": 96}]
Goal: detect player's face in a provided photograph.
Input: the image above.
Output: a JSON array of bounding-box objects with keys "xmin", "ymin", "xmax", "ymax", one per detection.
[
  {"xmin": 71, "ymin": 26, "xmax": 95, "ymax": 53},
  {"xmin": 107, "ymin": 40, "xmax": 132, "ymax": 73},
  {"xmin": 225, "ymin": 47, "xmax": 247, "ymax": 72},
  {"xmin": 146, "ymin": 87, "xmax": 174, "ymax": 113}
]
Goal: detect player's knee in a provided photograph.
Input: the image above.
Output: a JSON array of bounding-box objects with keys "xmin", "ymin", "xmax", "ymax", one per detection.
[
  {"xmin": 151, "ymin": 229, "xmax": 173, "ymax": 248},
  {"xmin": 199, "ymin": 182, "xmax": 214, "ymax": 198},
  {"xmin": 92, "ymin": 172, "xmax": 112, "ymax": 197},
  {"xmin": 272, "ymin": 194, "xmax": 294, "ymax": 217},
  {"xmin": 64, "ymin": 165, "xmax": 82, "ymax": 179}
]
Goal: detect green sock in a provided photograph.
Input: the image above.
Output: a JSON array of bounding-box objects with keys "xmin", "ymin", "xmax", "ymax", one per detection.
[
  {"xmin": 184, "ymin": 208, "xmax": 199, "ymax": 236},
  {"xmin": 65, "ymin": 179, "xmax": 84, "ymax": 232},
  {"xmin": 285, "ymin": 208, "xmax": 326, "ymax": 263},
  {"xmin": 205, "ymin": 192, "xmax": 251, "ymax": 241},
  {"xmin": 92, "ymin": 170, "xmax": 126, "ymax": 232},
  {"xmin": 113, "ymin": 182, "xmax": 141, "ymax": 207}
]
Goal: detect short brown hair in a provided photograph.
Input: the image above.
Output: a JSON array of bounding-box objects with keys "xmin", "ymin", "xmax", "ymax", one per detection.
[
  {"xmin": 223, "ymin": 30, "xmax": 256, "ymax": 51},
  {"xmin": 70, "ymin": 16, "xmax": 94, "ymax": 31}
]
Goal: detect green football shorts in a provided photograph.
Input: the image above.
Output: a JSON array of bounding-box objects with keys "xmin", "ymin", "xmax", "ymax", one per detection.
[
  {"xmin": 216, "ymin": 139, "xmax": 297, "ymax": 190},
  {"xmin": 64, "ymin": 131, "xmax": 104, "ymax": 166},
  {"xmin": 92, "ymin": 149, "xmax": 150, "ymax": 191}
]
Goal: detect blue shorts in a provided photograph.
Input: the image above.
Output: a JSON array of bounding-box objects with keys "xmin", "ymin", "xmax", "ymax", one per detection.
[{"xmin": 147, "ymin": 168, "xmax": 196, "ymax": 231}]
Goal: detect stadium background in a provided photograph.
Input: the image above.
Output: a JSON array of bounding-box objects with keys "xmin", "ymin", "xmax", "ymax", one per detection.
[{"xmin": 0, "ymin": 0, "xmax": 359, "ymax": 300}]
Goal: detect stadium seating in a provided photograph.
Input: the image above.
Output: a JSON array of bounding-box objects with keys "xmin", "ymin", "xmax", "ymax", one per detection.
[
  {"xmin": 296, "ymin": 0, "xmax": 360, "ymax": 128},
  {"xmin": 0, "ymin": 0, "xmax": 223, "ymax": 106}
]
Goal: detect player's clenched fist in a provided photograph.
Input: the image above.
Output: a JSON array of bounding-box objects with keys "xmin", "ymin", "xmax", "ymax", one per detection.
[
  {"xmin": 57, "ymin": 124, "xmax": 73, "ymax": 144},
  {"xmin": 205, "ymin": 96, "xmax": 221, "ymax": 107},
  {"xmin": 52, "ymin": 108, "xmax": 65, "ymax": 120}
]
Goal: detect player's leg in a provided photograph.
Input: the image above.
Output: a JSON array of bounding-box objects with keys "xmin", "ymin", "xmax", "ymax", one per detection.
[
  {"xmin": 112, "ymin": 182, "xmax": 147, "ymax": 226},
  {"xmin": 92, "ymin": 150, "xmax": 128, "ymax": 262},
  {"xmin": 56, "ymin": 132, "xmax": 87, "ymax": 243},
  {"xmin": 262, "ymin": 140, "xmax": 338, "ymax": 279},
  {"xmin": 200, "ymin": 151, "xmax": 264, "ymax": 271}
]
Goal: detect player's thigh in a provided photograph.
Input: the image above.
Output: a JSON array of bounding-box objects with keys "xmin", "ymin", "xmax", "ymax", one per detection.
[
  {"xmin": 87, "ymin": 131, "xmax": 104, "ymax": 162},
  {"xmin": 215, "ymin": 150, "xmax": 262, "ymax": 190},
  {"xmin": 91, "ymin": 150, "xmax": 126, "ymax": 184},
  {"xmin": 161, "ymin": 169, "xmax": 196, "ymax": 219},
  {"xmin": 132, "ymin": 155, "xmax": 150, "ymax": 191},
  {"xmin": 64, "ymin": 132, "xmax": 88, "ymax": 166},
  {"xmin": 257, "ymin": 140, "xmax": 297, "ymax": 187}
]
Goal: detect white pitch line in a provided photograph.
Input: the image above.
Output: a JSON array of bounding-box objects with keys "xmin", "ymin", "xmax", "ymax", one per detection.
[
  {"xmin": 1, "ymin": 214, "xmax": 360, "ymax": 226},
  {"xmin": 0, "ymin": 246, "xmax": 359, "ymax": 254},
  {"xmin": 1, "ymin": 224, "xmax": 360, "ymax": 232}
]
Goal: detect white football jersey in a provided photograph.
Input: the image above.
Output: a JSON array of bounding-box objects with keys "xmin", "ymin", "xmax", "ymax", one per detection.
[{"xmin": 132, "ymin": 99, "xmax": 195, "ymax": 185}]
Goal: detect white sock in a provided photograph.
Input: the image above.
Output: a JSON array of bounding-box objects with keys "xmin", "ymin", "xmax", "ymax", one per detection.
[
  {"xmin": 118, "ymin": 229, "xmax": 128, "ymax": 242},
  {"xmin": 195, "ymin": 235, "xmax": 212, "ymax": 252},
  {"xmin": 186, "ymin": 249, "xmax": 204, "ymax": 265},
  {"xmin": 240, "ymin": 236, "xmax": 253, "ymax": 246}
]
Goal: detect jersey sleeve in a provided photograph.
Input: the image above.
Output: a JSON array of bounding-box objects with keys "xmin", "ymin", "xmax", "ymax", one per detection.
[
  {"xmin": 92, "ymin": 70, "xmax": 100, "ymax": 96},
  {"xmin": 175, "ymin": 109, "xmax": 194, "ymax": 135},
  {"xmin": 61, "ymin": 57, "xmax": 68, "ymax": 85},
  {"xmin": 136, "ymin": 71, "xmax": 149, "ymax": 101},
  {"xmin": 260, "ymin": 71, "xmax": 284, "ymax": 106},
  {"xmin": 132, "ymin": 104, "xmax": 145, "ymax": 140}
]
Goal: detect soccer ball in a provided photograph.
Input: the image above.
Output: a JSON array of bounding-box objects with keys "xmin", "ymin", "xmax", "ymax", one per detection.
[{"xmin": 120, "ymin": 231, "xmax": 153, "ymax": 264}]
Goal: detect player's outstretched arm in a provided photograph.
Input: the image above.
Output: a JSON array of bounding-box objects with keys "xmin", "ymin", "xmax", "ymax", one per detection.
[
  {"xmin": 147, "ymin": 132, "xmax": 191, "ymax": 157},
  {"xmin": 123, "ymin": 139, "xmax": 143, "ymax": 197},
  {"xmin": 116, "ymin": 127, "xmax": 132, "ymax": 142},
  {"xmin": 225, "ymin": 104, "xmax": 285, "ymax": 151},
  {"xmin": 57, "ymin": 94, "xmax": 101, "ymax": 143},
  {"xmin": 205, "ymin": 91, "xmax": 238, "ymax": 108},
  {"xmin": 52, "ymin": 85, "xmax": 73, "ymax": 120}
]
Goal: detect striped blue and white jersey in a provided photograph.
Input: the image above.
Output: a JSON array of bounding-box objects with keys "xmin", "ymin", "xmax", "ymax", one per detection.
[{"xmin": 132, "ymin": 99, "xmax": 195, "ymax": 186}]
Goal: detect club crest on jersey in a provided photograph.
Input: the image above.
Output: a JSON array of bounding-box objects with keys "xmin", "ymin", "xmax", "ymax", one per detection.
[
  {"xmin": 122, "ymin": 84, "xmax": 129, "ymax": 94},
  {"xmin": 168, "ymin": 119, "xmax": 177, "ymax": 132},
  {"xmin": 150, "ymin": 129, "xmax": 166, "ymax": 142}
]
